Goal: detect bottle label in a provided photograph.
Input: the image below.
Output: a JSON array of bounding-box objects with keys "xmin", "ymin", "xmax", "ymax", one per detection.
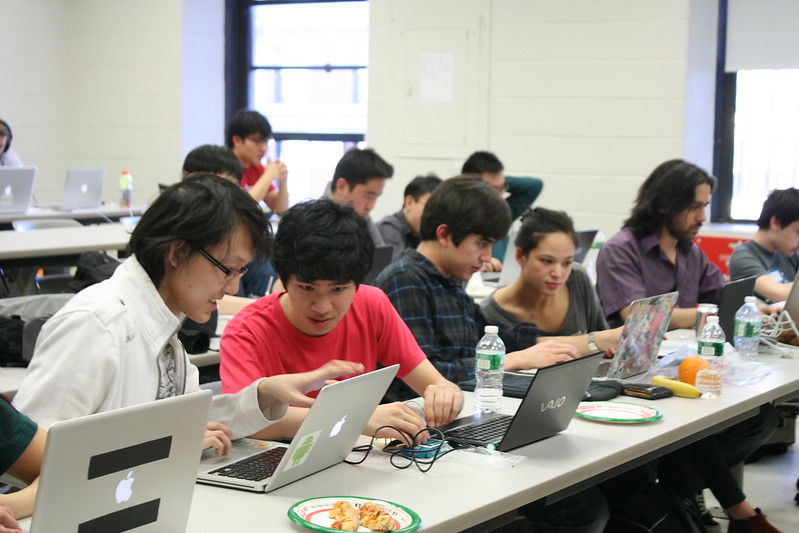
[
  {"xmin": 476, "ymin": 351, "xmax": 504, "ymax": 371},
  {"xmin": 734, "ymin": 319, "xmax": 761, "ymax": 338},
  {"xmin": 697, "ymin": 340, "xmax": 724, "ymax": 357}
]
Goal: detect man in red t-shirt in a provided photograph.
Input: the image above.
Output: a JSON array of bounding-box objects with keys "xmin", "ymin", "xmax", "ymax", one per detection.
[
  {"xmin": 220, "ymin": 199, "xmax": 463, "ymax": 442},
  {"xmin": 226, "ymin": 109, "xmax": 289, "ymax": 214}
]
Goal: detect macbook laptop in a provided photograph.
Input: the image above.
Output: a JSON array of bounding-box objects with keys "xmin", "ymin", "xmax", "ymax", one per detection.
[
  {"xmin": 718, "ymin": 276, "xmax": 757, "ymax": 339},
  {"xmin": 781, "ymin": 270, "xmax": 799, "ymax": 324},
  {"xmin": 441, "ymin": 351, "xmax": 603, "ymax": 452},
  {"xmin": 603, "ymin": 291, "xmax": 679, "ymax": 379},
  {"xmin": 363, "ymin": 244, "xmax": 395, "ymax": 285},
  {"xmin": 58, "ymin": 167, "xmax": 105, "ymax": 210},
  {"xmin": 29, "ymin": 390, "xmax": 212, "ymax": 533},
  {"xmin": 574, "ymin": 229, "xmax": 599, "ymax": 264},
  {"xmin": 0, "ymin": 166, "xmax": 36, "ymax": 214},
  {"xmin": 196, "ymin": 364, "xmax": 399, "ymax": 492}
]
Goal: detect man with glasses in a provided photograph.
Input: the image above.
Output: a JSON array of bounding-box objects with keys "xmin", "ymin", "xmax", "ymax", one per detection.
[
  {"xmin": 462, "ymin": 151, "xmax": 543, "ymax": 267},
  {"xmin": 226, "ymin": 109, "xmax": 289, "ymax": 215},
  {"xmin": 14, "ymin": 175, "xmax": 363, "ymax": 456}
]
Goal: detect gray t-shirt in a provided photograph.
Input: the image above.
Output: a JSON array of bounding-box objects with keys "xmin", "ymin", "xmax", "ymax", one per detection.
[
  {"xmin": 729, "ymin": 239, "xmax": 799, "ymax": 284},
  {"xmin": 480, "ymin": 264, "xmax": 607, "ymax": 351}
]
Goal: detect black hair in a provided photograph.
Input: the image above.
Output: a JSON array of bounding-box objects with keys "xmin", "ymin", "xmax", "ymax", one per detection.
[
  {"xmin": 128, "ymin": 173, "xmax": 272, "ymax": 287},
  {"xmin": 0, "ymin": 119, "xmax": 12, "ymax": 154},
  {"xmin": 182, "ymin": 145, "xmax": 243, "ymax": 182},
  {"xmin": 623, "ymin": 159, "xmax": 716, "ymax": 237},
  {"xmin": 401, "ymin": 174, "xmax": 442, "ymax": 207},
  {"xmin": 756, "ymin": 188, "xmax": 799, "ymax": 230},
  {"xmin": 419, "ymin": 174, "xmax": 511, "ymax": 245},
  {"xmin": 462, "ymin": 151, "xmax": 504, "ymax": 175},
  {"xmin": 273, "ymin": 199, "xmax": 374, "ymax": 286},
  {"xmin": 330, "ymin": 148, "xmax": 394, "ymax": 192},
  {"xmin": 225, "ymin": 109, "xmax": 272, "ymax": 149},
  {"xmin": 515, "ymin": 207, "xmax": 578, "ymax": 255}
]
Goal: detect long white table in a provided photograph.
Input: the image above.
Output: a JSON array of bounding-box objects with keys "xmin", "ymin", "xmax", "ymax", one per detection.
[
  {"xmin": 178, "ymin": 348, "xmax": 799, "ymax": 532},
  {"xmin": 0, "ymin": 204, "xmax": 145, "ymax": 227},
  {"xmin": 0, "ymin": 223, "xmax": 131, "ymax": 265}
]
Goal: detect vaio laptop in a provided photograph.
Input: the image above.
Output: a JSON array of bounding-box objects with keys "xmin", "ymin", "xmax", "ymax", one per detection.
[
  {"xmin": 196, "ymin": 365, "xmax": 399, "ymax": 492},
  {"xmin": 29, "ymin": 390, "xmax": 212, "ymax": 533},
  {"xmin": 0, "ymin": 166, "xmax": 36, "ymax": 214},
  {"xmin": 603, "ymin": 291, "xmax": 679, "ymax": 379},
  {"xmin": 59, "ymin": 167, "xmax": 105, "ymax": 210},
  {"xmin": 441, "ymin": 351, "xmax": 603, "ymax": 451},
  {"xmin": 363, "ymin": 245, "xmax": 395, "ymax": 285},
  {"xmin": 718, "ymin": 276, "xmax": 757, "ymax": 339}
]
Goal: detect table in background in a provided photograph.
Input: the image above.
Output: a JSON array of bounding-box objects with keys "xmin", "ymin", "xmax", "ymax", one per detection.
[
  {"xmin": 0, "ymin": 204, "xmax": 146, "ymax": 229},
  {"xmin": 181, "ymin": 349, "xmax": 799, "ymax": 532}
]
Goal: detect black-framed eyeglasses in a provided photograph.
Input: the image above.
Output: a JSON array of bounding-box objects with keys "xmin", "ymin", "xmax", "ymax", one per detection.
[{"xmin": 198, "ymin": 249, "xmax": 248, "ymax": 280}]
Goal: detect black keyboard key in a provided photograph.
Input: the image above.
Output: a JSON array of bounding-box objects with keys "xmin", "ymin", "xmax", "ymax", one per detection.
[{"xmin": 209, "ymin": 446, "xmax": 287, "ymax": 482}]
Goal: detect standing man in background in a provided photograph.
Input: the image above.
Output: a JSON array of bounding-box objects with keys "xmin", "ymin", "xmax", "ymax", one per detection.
[
  {"xmin": 462, "ymin": 151, "xmax": 543, "ymax": 267},
  {"xmin": 226, "ymin": 109, "xmax": 289, "ymax": 215}
]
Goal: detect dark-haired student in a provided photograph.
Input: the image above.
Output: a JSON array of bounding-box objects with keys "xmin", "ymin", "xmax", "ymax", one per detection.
[
  {"xmin": 377, "ymin": 174, "xmax": 442, "ymax": 260},
  {"xmin": 226, "ymin": 109, "xmax": 289, "ymax": 214},
  {"xmin": 13, "ymin": 175, "xmax": 363, "ymax": 455},
  {"xmin": 376, "ymin": 177, "xmax": 607, "ymax": 533},
  {"xmin": 729, "ymin": 188, "xmax": 799, "ymax": 303},
  {"xmin": 0, "ymin": 396, "xmax": 45, "ymax": 526},
  {"xmin": 595, "ymin": 159, "xmax": 780, "ymax": 532},
  {"xmin": 0, "ymin": 119, "xmax": 22, "ymax": 167},
  {"xmin": 480, "ymin": 207, "xmax": 623, "ymax": 355},
  {"xmin": 325, "ymin": 147, "xmax": 394, "ymax": 248},
  {"xmin": 220, "ymin": 199, "xmax": 462, "ymax": 442}
]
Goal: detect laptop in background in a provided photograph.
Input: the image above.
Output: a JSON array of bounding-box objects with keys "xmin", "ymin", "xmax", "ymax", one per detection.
[
  {"xmin": 441, "ymin": 351, "xmax": 603, "ymax": 452},
  {"xmin": 602, "ymin": 291, "xmax": 679, "ymax": 380},
  {"xmin": 196, "ymin": 364, "xmax": 399, "ymax": 492},
  {"xmin": 29, "ymin": 390, "xmax": 212, "ymax": 533},
  {"xmin": 782, "ymin": 271, "xmax": 799, "ymax": 324},
  {"xmin": 0, "ymin": 166, "xmax": 36, "ymax": 214},
  {"xmin": 574, "ymin": 229, "xmax": 598, "ymax": 264},
  {"xmin": 718, "ymin": 276, "xmax": 757, "ymax": 339},
  {"xmin": 59, "ymin": 167, "xmax": 105, "ymax": 210},
  {"xmin": 363, "ymin": 244, "xmax": 395, "ymax": 285}
]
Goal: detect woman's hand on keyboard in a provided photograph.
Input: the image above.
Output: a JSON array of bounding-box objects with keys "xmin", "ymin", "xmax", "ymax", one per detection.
[{"xmin": 257, "ymin": 360, "xmax": 365, "ymax": 409}]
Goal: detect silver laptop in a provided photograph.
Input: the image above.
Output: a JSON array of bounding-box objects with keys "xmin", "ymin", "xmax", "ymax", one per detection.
[
  {"xmin": 196, "ymin": 364, "xmax": 399, "ymax": 492},
  {"xmin": 29, "ymin": 390, "xmax": 212, "ymax": 533},
  {"xmin": 441, "ymin": 351, "xmax": 604, "ymax": 452},
  {"xmin": 0, "ymin": 166, "xmax": 36, "ymax": 214},
  {"xmin": 59, "ymin": 167, "xmax": 105, "ymax": 210},
  {"xmin": 782, "ymin": 270, "xmax": 799, "ymax": 325},
  {"xmin": 603, "ymin": 291, "xmax": 679, "ymax": 379}
]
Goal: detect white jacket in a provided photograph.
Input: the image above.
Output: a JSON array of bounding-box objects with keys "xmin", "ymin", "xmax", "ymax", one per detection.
[{"xmin": 13, "ymin": 256, "xmax": 284, "ymax": 436}]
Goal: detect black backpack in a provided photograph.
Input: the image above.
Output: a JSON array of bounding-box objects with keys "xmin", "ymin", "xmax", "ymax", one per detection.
[{"xmin": 605, "ymin": 483, "xmax": 706, "ymax": 532}]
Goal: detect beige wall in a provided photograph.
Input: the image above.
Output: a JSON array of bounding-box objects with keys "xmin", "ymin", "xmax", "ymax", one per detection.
[
  {"xmin": 367, "ymin": 0, "xmax": 719, "ymax": 238},
  {"xmin": 0, "ymin": 0, "xmax": 224, "ymax": 206}
]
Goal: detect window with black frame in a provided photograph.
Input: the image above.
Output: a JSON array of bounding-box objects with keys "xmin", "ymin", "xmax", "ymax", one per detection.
[{"xmin": 230, "ymin": 0, "xmax": 369, "ymax": 207}]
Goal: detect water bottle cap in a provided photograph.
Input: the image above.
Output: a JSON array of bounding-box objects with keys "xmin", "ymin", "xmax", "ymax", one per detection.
[
  {"xmin": 484, "ymin": 325, "xmax": 498, "ymax": 334},
  {"xmin": 744, "ymin": 296, "xmax": 756, "ymax": 303},
  {"xmin": 706, "ymin": 315, "xmax": 719, "ymax": 324}
]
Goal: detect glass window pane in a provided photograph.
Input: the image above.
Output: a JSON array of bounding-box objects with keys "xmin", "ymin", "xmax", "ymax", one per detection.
[
  {"xmin": 732, "ymin": 69, "xmax": 799, "ymax": 220},
  {"xmin": 251, "ymin": 2, "xmax": 368, "ymax": 67},
  {"xmin": 251, "ymin": 69, "xmax": 367, "ymax": 133},
  {"xmin": 277, "ymin": 140, "xmax": 364, "ymax": 207}
]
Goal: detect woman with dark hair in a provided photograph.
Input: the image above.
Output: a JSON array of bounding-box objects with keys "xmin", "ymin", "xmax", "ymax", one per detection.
[
  {"xmin": 480, "ymin": 207, "xmax": 623, "ymax": 354},
  {"xmin": 0, "ymin": 395, "xmax": 45, "ymax": 528},
  {"xmin": 0, "ymin": 119, "xmax": 23, "ymax": 167},
  {"xmin": 13, "ymin": 174, "xmax": 362, "ymax": 455}
]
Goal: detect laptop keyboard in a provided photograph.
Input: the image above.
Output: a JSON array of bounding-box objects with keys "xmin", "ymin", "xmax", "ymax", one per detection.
[
  {"xmin": 208, "ymin": 446, "xmax": 286, "ymax": 481},
  {"xmin": 445, "ymin": 414, "xmax": 513, "ymax": 442}
]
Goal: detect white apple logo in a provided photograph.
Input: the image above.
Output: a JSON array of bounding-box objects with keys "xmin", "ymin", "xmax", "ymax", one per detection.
[
  {"xmin": 115, "ymin": 471, "xmax": 135, "ymax": 503},
  {"xmin": 2, "ymin": 185, "xmax": 10, "ymax": 196},
  {"xmin": 80, "ymin": 182, "xmax": 88, "ymax": 194},
  {"xmin": 329, "ymin": 415, "xmax": 347, "ymax": 437}
]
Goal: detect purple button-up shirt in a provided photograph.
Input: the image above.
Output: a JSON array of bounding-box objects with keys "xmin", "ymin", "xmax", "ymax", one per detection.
[{"xmin": 596, "ymin": 226, "xmax": 724, "ymax": 327}]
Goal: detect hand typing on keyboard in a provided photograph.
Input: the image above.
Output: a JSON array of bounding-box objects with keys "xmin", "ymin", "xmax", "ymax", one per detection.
[{"xmin": 204, "ymin": 421, "xmax": 234, "ymax": 456}]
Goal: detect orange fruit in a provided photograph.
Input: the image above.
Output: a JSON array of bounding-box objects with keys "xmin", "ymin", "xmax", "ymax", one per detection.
[{"xmin": 678, "ymin": 355, "xmax": 711, "ymax": 386}]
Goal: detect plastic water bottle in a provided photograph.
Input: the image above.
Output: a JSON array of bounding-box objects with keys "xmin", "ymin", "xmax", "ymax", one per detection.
[
  {"xmin": 695, "ymin": 315, "xmax": 725, "ymax": 399},
  {"xmin": 734, "ymin": 296, "xmax": 762, "ymax": 359},
  {"xmin": 119, "ymin": 169, "xmax": 133, "ymax": 207},
  {"xmin": 475, "ymin": 325, "xmax": 505, "ymax": 414}
]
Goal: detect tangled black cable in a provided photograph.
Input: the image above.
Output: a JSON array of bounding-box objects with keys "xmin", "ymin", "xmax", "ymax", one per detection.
[{"xmin": 345, "ymin": 425, "xmax": 466, "ymax": 473}]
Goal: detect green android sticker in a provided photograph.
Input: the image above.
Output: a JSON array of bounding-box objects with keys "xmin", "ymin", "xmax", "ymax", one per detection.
[{"xmin": 286, "ymin": 430, "xmax": 321, "ymax": 470}]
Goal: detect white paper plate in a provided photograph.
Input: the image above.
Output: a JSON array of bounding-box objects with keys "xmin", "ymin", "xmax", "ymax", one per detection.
[
  {"xmin": 575, "ymin": 401, "xmax": 663, "ymax": 424},
  {"xmin": 288, "ymin": 496, "xmax": 422, "ymax": 532}
]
